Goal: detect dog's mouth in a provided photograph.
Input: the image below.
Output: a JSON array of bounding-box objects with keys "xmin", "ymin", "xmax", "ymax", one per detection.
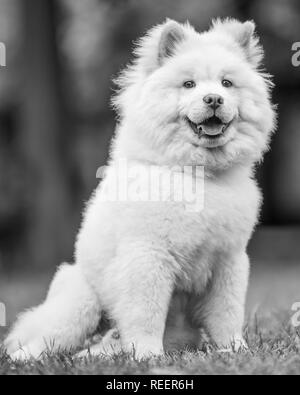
[{"xmin": 187, "ymin": 115, "xmax": 232, "ymax": 140}]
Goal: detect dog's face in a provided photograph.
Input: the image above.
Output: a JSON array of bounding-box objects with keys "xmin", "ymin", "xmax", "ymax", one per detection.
[{"xmin": 114, "ymin": 19, "xmax": 276, "ymax": 170}]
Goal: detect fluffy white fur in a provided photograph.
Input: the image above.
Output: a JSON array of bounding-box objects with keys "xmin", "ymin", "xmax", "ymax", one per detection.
[{"xmin": 4, "ymin": 18, "xmax": 276, "ymax": 361}]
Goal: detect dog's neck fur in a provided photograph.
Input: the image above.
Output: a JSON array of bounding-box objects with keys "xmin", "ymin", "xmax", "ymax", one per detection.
[{"xmin": 110, "ymin": 125, "xmax": 255, "ymax": 182}]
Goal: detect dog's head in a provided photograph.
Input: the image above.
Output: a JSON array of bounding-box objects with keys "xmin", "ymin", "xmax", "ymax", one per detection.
[{"xmin": 113, "ymin": 19, "xmax": 276, "ymax": 170}]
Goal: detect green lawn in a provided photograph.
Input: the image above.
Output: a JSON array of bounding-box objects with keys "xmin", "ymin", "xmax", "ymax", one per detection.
[{"xmin": 1, "ymin": 262, "xmax": 300, "ymax": 375}]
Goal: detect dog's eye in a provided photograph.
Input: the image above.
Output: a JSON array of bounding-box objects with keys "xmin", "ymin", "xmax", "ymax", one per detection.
[
  {"xmin": 222, "ymin": 79, "xmax": 233, "ymax": 88},
  {"xmin": 183, "ymin": 81, "xmax": 196, "ymax": 89}
]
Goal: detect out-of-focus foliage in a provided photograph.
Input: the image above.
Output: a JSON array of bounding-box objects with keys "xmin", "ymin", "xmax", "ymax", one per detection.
[{"xmin": 0, "ymin": 0, "xmax": 300, "ymax": 271}]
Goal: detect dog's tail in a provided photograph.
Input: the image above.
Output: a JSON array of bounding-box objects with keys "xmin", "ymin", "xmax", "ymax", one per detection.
[{"xmin": 4, "ymin": 263, "xmax": 101, "ymax": 358}]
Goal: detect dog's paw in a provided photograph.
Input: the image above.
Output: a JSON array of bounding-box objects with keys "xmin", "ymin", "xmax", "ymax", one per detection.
[
  {"xmin": 132, "ymin": 348, "xmax": 164, "ymax": 361},
  {"xmin": 4, "ymin": 335, "xmax": 29, "ymax": 357},
  {"xmin": 8, "ymin": 343, "xmax": 45, "ymax": 362},
  {"xmin": 9, "ymin": 347, "xmax": 32, "ymax": 362},
  {"xmin": 216, "ymin": 336, "xmax": 249, "ymax": 354},
  {"xmin": 5, "ymin": 324, "xmax": 49, "ymax": 361},
  {"xmin": 4, "ymin": 306, "xmax": 44, "ymax": 356},
  {"xmin": 125, "ymin": 338, "xmax": 164, "ymax": 361}
]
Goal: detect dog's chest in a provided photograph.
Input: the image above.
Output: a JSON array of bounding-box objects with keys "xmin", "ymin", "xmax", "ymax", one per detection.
[
  {"xmin": 164, "ymin": 172, "xmax": 260, "ymax": 276},
  {"xmin": 112, "ymin": 167, "xmax": 260, "ymax": 257},
  {"xmin": 157, "ymin": 174, "xmax": 260, "ymax": 293}
]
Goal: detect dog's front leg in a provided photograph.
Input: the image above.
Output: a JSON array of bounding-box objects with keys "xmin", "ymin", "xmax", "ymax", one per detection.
[
  {"xmin": 105, "ymin": 244, "xmax": 176, "ymax": 360},
  {"xmin": 196, "ymin": 251, "xmax": 250, "ymax": 352}
]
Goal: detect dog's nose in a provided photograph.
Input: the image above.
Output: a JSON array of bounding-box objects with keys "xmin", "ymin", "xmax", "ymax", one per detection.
[{"xmin": 203, "ymin": 94, "xmax": 224, "ymax": 109}]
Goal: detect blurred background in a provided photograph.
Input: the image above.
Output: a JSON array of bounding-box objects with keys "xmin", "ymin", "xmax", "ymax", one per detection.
[{"xmin": 0, "ymin": 0, "xmax": 300, "ymax": 326}]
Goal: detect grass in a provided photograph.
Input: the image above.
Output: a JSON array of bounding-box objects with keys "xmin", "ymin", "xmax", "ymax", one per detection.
[{"xmin": 1, "ymin": 262, "xmax": 300, "ymax": 375}]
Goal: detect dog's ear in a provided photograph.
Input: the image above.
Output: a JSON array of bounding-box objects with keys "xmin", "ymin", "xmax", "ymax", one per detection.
[
  {"xmin": 212, "ymin": 19, "xmax": 264, "ymax": 67},
  {"xmin": 130, "ymin": 20, "xmax": 189, "ymax": 75},
  {"xmin": 112, "ymin": 20, "xmax": 189, "ymax": 112},
  {"xmin": 158, "ymin": 20, "xmax": 186, "ymax": 64}
]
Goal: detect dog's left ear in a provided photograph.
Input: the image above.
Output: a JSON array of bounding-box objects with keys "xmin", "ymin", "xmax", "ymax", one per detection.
[
  {"xmin": 158, "ymin": 20, "xmax": 186, "ymax": 64},
  {"xmin": 212, "ymin": 19, "xmax": 264, "ymax": 67}
]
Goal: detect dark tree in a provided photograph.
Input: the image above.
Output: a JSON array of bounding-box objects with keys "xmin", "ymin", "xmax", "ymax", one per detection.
[{"xmin": 19, "ymin": 0, "xmax": 74, "ymax": 269}]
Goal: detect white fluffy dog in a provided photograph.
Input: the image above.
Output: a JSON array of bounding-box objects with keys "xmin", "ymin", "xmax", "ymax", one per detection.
[{"xmin": 5, "ymin": 18, "xmax": 276, "ymax": 360}]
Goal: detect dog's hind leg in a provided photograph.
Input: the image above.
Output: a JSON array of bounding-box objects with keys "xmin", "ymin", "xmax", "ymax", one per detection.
[{"xmin": 4, "ymin": 264, "xmax": 101, "ymax": 360}]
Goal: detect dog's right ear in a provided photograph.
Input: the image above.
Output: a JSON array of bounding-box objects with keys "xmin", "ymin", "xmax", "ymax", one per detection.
[
  {"xmin": 129, "ymin": 20, "xmax": 189, "ymax": 76},
  {"xmin": 112, "ymin": 20, "xmax": 188, "ymax": 113},
  {"xmin": 158, "ymin": 20, "xmax": 186, "ymax": 65},
  {"xmin": 113, "ymin": 19, "xmax": 190, "ymax": 111}
]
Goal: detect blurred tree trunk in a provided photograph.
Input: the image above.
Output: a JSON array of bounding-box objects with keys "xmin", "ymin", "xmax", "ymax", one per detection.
[{"xmin": 20, "ymin": 0, "xmax": 74, "ymax": 269}]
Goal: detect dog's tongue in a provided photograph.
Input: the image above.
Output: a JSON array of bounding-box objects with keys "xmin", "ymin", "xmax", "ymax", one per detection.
[
  {"xmin": 201, "ymin": 124, "xmax": 224, "ymax": 136},
  {"xmin": 198, "ymin": 123, "xmax": 224, "ymax": 136},
  {"xmin": 198, "ymin": 116, "xmax": 224, "ymax": 136}
]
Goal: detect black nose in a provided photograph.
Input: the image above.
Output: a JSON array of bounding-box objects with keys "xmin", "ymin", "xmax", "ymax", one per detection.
[{"xmin": 203, "ymin": 94, "xmax": 224, "ymax": 109}]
